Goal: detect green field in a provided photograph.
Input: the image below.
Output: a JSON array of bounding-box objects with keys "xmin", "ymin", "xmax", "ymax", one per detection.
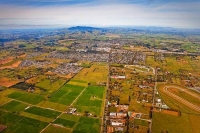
[
  {"xmin": 73, "ymin": 116, "xmax": 101, "ymax": 133},
  {"xmin": 53, "ymin": 118, "xmax": 76, "ymax": 128},
  {"xmin": 0, "ymin": 111, "xmax": 22, "ymax": 126},
  {"xmin": 49, "ymin": 84, "xmax": 85, "ymax": 106},
  {"xmin": 24, "ymin": 106, "xmax": 61, "ymax": 119},
  {"xmin": 0, "ymin": 100, "xmax": 28, "ymax": 112},
  {"xmin": 42, "ymin": 124, "xmax": 72, "ymax": 133},
  {"xmin": 74, "ymin": 86, "xmax": 105, "ymax": 115},
  {"xmin": 8, "ymin": 91, "xmax": 44, "ymax": 105},
  {"xmin": 3, "ymin": 117, "xmax": 48, "ymax": 133}
]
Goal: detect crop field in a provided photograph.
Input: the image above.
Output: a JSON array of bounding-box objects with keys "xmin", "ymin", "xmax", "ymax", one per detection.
[
  {"xmin": 0, "ymin": 111, "xmax": 22, "ymax": 126},
  {"xmin": 73, "ymin": 116, "xmax": 101, "ymax": 133},
  {"xmin": 8, "ymin": 91, "xmax": 44, "ymax": 105},
  {"xmin": 74, "ymin": 86, "xmax": 105, "ymax": 116},
  {"xmin": 53, "ymin": 118, "xmax": 76, "ymax": 128},
  {"xmin": 0, "ymin": 100, "xmax": 28, "ymax": 112},
  {"xmin": 3, "ymin": 117, "xmax": 48, "ymax": 133},
  {"xmin": 37, "ymin": 101, "xmax": 67, "ymax": 112},
  {"xmin": 67, "ymin": 80, "xmax": 88, "ymax": 87},
  {"xmin": 73, "ymin": 64, "xmax": 108, "ymax": 84},
  {"xmin": 24, "ymin": 106, "xmax": 61, "ymax": 119},
  {"xmin": 35, "ymin": 78, "xmax": 66, "ymax": 93},
  {"xmin": 49, "ymin": 84, "xmax": 85, "ymax": 105},
  {"xmin": 42, "ymin": 124, "xmax": 72, "ymax": 133}
]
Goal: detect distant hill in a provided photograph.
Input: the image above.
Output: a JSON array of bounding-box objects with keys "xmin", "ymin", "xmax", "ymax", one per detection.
[{"xmin": 68, "ymin": 26, "xmax": 101, "ymax": 31}]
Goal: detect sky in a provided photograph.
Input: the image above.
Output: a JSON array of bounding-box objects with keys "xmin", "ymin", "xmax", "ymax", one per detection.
[{"xmin": 0, "ymin": 0, "xmax": 200, "ymax": 28}]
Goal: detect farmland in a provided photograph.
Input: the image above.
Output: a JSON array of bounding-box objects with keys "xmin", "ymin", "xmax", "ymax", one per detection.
[{"xmin": 0, "ymin": 26, "xmax": 200, "ymax": 133}]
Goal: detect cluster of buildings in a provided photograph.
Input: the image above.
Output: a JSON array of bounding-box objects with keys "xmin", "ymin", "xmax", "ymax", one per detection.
[
  {"xmin": 46, "ymin": 50, "xmax": 146, "ymax": 65},
  {"xmin": 110, "ymin": 51, "xmax": 146, "ymax": 65},
  {"xmin": 19, "ymin": 60, "xmax": 51, "ymax": 68},
  {"xmin": 52, "ymin": 63, "xmax": 83, "ymax": 75},
  {"xmin": 46, "ymin": 51, "xmax": 109, "ymax": 62}
]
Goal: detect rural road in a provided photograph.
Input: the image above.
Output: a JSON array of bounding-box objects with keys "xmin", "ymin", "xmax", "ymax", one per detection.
[{"xmin": 161, "ymin": 85, "xmax": 200, "ymax": 112}]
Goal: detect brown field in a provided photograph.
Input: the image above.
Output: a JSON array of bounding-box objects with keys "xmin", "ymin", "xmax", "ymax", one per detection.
[
  {"xmin": 0, "ymin": 61, "xmax": 21, "ymax": 69},
  {"xmin": 0, "ymin": 77, "xmax": 20, "ymax": 87},
  {"xmin": 0, "ymin": 57, "xmax": 13, "ymax": 65},
  {"xmin": 0, "ymin": 124, "xmax": 7, "ymax": 132}
]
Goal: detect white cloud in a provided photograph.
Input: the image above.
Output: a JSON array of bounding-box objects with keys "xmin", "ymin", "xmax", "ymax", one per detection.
[{"xmin": 0, "ymin": 2, "xmax": 199, "ymax": 28}]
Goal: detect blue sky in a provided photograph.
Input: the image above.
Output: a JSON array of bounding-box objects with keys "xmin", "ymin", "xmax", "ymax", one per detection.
[{"xmin": 0, "ymin": 0, "xmax": 200, "ymax": 28}]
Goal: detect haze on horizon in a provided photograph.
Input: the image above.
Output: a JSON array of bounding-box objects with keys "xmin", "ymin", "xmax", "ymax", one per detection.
[{"xmin": 0, "ymin": 0, "xmax": 200, "ymax": 28}]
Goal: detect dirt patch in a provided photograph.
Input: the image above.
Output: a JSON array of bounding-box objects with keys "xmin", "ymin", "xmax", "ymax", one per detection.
[
  {"xmin": 60, "ymin": 73, "xmax": 74, "ymax": 79},
  {"xmin": 18, "ymin": 54, "xmax": 26, "ymax": 58},
  {"xmin": 0, "ymin": 57, "xmax": 13, "ymax": 65},
  {"xmin": 0, "ymin": 124, "xmax": 7, "ymax": 132},
  {"xmin": 0, "ymin": 61, "xmax": 21, "ymax": 69},
  {"xmin": 26, "ymin": 77, "xmax": 37, "ymax": 84},
  {"xmin": 0, "ymin": 77, "xmax": 20, "ymax": 87}
]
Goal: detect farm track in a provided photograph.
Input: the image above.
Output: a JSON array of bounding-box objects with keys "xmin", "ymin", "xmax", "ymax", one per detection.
[{"xmin": 161, "ymin": 85, "xmax": 200, "ymax": 112}]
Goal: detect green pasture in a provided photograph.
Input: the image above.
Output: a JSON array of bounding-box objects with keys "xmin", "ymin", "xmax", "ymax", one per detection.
[
  {"xmin": 3, "ymin": 117, "xmax": 48, "ymax": 133},
  {"xmin": 53, "ymin": 118, "xmax": 76, "ymax": 128},
  {"xmin": 42, "ymin": 124, "xmax": 72, "ymax": 133},
  {"xmin": 0, "ymin": 111, "xmax": 22, "ymax": 126},
  {"xmin": 73, "ymin": 116, "xmax": 101, "ymax": 133},
  {"xmin": 8, "ymin": 91, "xmax": 44, "ymax": 105},
  {"xmin": 0, "ymin": 100, "xmax": 28, "ymax": 112},
  {"xmin": 24, "ymin": 106, "xmax": 61, "ymax": 119}
]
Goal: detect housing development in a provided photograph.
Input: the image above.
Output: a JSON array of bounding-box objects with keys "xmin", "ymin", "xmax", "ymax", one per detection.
[{"xmin": 0, "ymin": 26, "xmax": 200, "ymax": 133}]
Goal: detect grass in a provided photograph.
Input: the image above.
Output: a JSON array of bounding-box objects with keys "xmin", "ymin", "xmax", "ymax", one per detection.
[
  {"xmin": 59, "ymin": 114, "xmax": 81, "ymax": 122},
  {"xmin": 24, "ymin": 106, "xmax": 61, "ymax": 119},
  {"xmin": 49, "ymin": 84, "xmax": 86, "ymax": 106},
  {"xmin": 0, "ymin": 111, "xmax": 22, "ymax": 126},
  {"xmin": 152, "ymin": 112, "xmax": 193, "ymax": 133},
  {"xmin": 134, "ymin": 119, "xmax": 149, "ymax": 127},
  {"xmin": 0, "ymin": 100, "xmax": 28, "ymax": 112},
  {"xmin": 8, "ymin": 91, "xmax": 44, "ymax": 105},
  {"xmin": 82, "ymin": 86, "xmax": 105, "ymax": 99},
  {"xmin": 42, "ymin": 124, "xmax": 72, "ymax": 133},
  {"xmin": 73, "ymin": 116, "xmax": 101, "ymax": 133},
  {"xmin": 37, "ymin": 101, "xmax": 68, "ymax": 112},
  {"xmin": 73, "ymin": 64, "xmax": 108, "ymax": 83},
  {"xmin": 3, "ymin": 117, "xmax": 48, "ymax": 133},
  {"xmin": 36, "ymin": 78, "xmax": 66, "ymax": 93},
  {"xmin": 53, "ymin": 118, "xmax": 76, "ymax": 128},
  {"xmin": 189, "ymin": 114, "xmax": 200, "ymax": 133}
]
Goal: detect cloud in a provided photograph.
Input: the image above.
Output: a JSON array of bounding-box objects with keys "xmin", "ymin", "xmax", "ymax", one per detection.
[{"xmin": 0, "ymin": 0, "xmax": 199, "ymax": 28}]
